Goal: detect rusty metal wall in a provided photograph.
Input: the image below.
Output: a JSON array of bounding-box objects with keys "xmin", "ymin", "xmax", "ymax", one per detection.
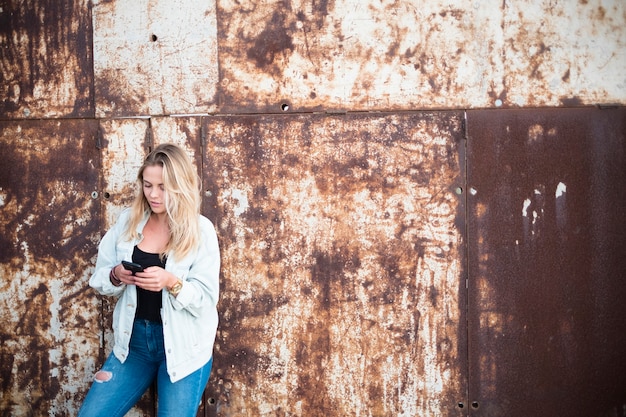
[
  {"xmin": 0, "ymin": 120, "xmax": 101, "ymax": 415},
  {"xmin": 201, "ymin": 112, "xmax": 466, "ymax": 416},
  {"xmin": 466, "ymin": 107, "xmax": 626, "ymax": 417},
  {"xmin": 1, "ymin": 0, "xmax": 626, "ymax": 416}
]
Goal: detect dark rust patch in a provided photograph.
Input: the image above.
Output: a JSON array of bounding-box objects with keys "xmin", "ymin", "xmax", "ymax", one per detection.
[
  {"xmin": 247, "ymin": 11, "xmax": 295, "ymax": 69},
  {"xmin": 0, "ymin": 120, "xmax": 100, "ymax": 264},
  {"xmin": 0, "ymin": 0, "xmax": 94, "ymax": 118},
  {"xmin": 560, "ymin": 96, "xmax": 584, "ymax": 107}
]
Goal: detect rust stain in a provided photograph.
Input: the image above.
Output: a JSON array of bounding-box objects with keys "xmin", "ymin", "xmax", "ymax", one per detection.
[
  {"xmin": 503, "ymin": 1, "xmax": 626, "ymax": 107},
  {"xmin": 0, "ymin": 0, "xmax": 93, "ymax": 119},
  {"xmin": 203, "ymin": 112, "xmax": 466, "ymax": 416},
  {"xmin": 247, "ymin": 11, "xmax": 295, "ymax": 70},
  {"xmin": 150, "ymin": 116, "xmax": 204, "ymax": 183},
  {"xmin": 98, "ymin": 119, "xmax": 150, "ymax": 228}
]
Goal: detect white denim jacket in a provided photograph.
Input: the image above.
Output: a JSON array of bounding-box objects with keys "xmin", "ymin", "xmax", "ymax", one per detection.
[{"xmin": 89, "ymin": 208, "xmax": 220, "ymax": 383}]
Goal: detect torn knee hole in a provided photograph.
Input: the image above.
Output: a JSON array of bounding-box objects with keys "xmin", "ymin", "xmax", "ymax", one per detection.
[{"xmin": 94, "ymin": 370, "xmax": 112, "ymax": 382}]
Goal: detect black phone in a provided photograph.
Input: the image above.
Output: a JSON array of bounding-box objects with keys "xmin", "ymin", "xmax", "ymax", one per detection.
[{"xmin": 122, "ymin": 261, "xmax": 144, "ymax": 275}]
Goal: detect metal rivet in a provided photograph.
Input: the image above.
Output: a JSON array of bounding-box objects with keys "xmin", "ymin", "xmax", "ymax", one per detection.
[
  {"xmin": 91, "ymin": 191, "xmax": 98, "ymax": 199},
  {"xmin": 281, "ymin": 103, "xmax": 289, "ymax": 111},
  {"xmin": 455, "ymin": 187, "xmax": 463, "ymax": 195}
]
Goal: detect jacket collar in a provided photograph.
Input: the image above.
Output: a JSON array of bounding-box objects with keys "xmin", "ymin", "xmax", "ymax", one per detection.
[{"xmin": 136, "ymin": 211, "xmax": 152, "ymax": 235}]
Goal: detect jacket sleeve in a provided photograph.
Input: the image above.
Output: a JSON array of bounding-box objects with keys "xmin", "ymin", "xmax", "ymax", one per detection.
[
  {"xmin": 88, "ymin": 210, "xmax": 129, "ymax": 297},
  {"xmin": 168, "ymin": 216, "xmax": 220, "ymax": 317}
]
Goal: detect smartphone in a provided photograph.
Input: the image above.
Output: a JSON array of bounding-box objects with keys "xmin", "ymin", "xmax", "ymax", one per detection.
[{"xmin": 122, "ymin": 261, "xmax": 144, "ymax": 275}]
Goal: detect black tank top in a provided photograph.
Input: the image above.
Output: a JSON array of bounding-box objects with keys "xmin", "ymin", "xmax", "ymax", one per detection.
[{"xmin": 133, "ymin": 246, "xmax": 166, "ymax": 323}]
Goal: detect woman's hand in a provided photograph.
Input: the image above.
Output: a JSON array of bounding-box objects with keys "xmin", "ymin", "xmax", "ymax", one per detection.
[
  {"xmin": 113, "ymin": 264, "xmax": 136, "ymax": 286},
  {"xmin": 133, "ymin": 267, "xmax": 178, "ymax": 292}
]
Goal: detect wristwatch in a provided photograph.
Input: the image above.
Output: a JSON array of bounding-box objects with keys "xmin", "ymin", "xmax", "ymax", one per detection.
[{"xmin": 168, "ymin": 279, "xmax": 183, "ymax": 297}]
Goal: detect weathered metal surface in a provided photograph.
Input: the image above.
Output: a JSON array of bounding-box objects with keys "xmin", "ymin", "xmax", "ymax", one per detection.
[
  {"xmin": 99, "ymin": 118, "xmax": 150, "ymax": 228},
  {"xmin": 92, "ymin": 0, "xmax": 219, "ymax": 117},
  {"xmin": 1, "ymin": 1, "xmax": 625, "ymax": 417},
  {"xmin": 217, "ymin": 0, "xmax": 626, "ymax": 113},
  {"xmin": 0, "ymin": 0, "xmax": 93, "ymax": 119},
  {"xmin": 2, "ymin": 0, "xmax": 625, "ymax": 120},
  {"xmin": 202, "ymin": 112, "xmax": 467, "ymax": 416},
  {"xmin": 466, "ymin": 107, "xmax": 626, "ymax": 417},
  {"xmin": 502, "ymin": 0, "xmax": 626, "ymax": 107},
  {"xmin": 0, "ymin": 120, "xmax": 101, "ymax": 415}
]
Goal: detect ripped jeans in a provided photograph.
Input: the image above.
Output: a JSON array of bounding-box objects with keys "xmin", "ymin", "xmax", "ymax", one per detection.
[{"xmin": 78, "ymin": 319, "xmax": 213, "ymax": 417}]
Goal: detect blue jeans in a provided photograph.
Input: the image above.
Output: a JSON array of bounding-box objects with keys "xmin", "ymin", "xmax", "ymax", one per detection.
[{"xmin": 79, "ymin": 320, "xmax": 212, "ymax": 417}]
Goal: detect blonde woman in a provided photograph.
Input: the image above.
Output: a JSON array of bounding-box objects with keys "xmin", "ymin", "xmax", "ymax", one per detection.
[{"xmin": 79, "ymin": 143, "xmax": 220, "ymax": 417}]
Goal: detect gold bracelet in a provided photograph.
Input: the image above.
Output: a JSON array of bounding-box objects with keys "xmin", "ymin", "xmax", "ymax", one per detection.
[{"xmin": 168, "ymin": 279, "xmax": 183, "ymax": 297}]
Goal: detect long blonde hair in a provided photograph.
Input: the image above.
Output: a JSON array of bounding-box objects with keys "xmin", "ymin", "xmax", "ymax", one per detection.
[{"xmin": 125, "ymin": 143, "xmax": 201, "ymax": 261}]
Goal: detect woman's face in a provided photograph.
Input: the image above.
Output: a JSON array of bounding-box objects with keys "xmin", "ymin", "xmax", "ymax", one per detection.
[{"xmin": 142, "ymin": 165, "xmax": 166, "ymax": 214}]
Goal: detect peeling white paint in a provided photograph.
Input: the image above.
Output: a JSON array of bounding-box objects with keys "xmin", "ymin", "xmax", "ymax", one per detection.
[
  {"xmin": 230, "ymin": 189, "xmax": 249, "ymax": 217},
  {"xmin": 522, "ymin": 198, "xmax": 531, "ymax": 217}
]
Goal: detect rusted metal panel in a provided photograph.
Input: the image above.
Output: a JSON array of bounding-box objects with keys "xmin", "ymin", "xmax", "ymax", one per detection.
[
  {"xmin": 466, "ymin": 107, "xmax": 626, "ymax": 417},
  {"xmin": 0, "ymin": 120, "xmax": 101, "ymax": 415},
  {"xmin": 96, "ymin": 117, "xmax": 205, "ymax": 416},
  {"xmin": 92, "ymin": 0, "xmax": 219, "ymax": 117},
  {"xmin": 217, "ymin": 0, "xmax": 625, "ymax": 113},
  {"xmin": 0, "ymin": 0, "xmax": 94, "ymax": 119},
  {"xmin": 99, "ymin": 118, "xmax": 150, "ymax": 228},
  {"xmin": 2, "ymin": 0, "xmax": 625, "ymax": 120},
  {"xmin": 201, "ymin": 112, "xmax": 467, "ymax": 416}
]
